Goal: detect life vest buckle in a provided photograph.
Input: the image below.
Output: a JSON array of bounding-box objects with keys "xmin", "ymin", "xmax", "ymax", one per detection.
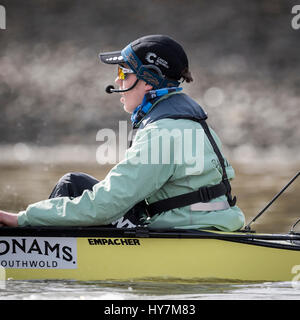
[
  {"xmin": 227, "ymin": 194, "xmax": 237, "ymax": 207},
  {"xmin": 198, "ymin": 186, "xmax": 211, "ymax": 203}
]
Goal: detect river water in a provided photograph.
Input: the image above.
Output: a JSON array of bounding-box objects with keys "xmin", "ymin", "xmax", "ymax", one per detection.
[
  {"xmin": 1, "ymin": 280, "xmax": 300, "ymax": 300},
  {"xmin": 0, "ymin": 158, "xmax": 299, "ymax": 300}
]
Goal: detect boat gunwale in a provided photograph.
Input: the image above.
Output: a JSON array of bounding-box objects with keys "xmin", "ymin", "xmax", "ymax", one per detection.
[{"xmin": 1, "ymin": 226, "xmax": 300, "ymax": 251}]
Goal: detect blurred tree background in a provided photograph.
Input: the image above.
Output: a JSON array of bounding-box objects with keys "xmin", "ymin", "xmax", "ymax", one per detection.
[{"xmin": 0, "ymin": 0, "xmax": 299, "ymax": 162}]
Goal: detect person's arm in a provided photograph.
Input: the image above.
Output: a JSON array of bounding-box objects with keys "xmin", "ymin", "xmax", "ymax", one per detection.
[
  {"xmin": 16, "ymin": 124, "xmax": 176, "ymax": 227},
  {"xmin": 0, "ymin": 210, "xmax": 18, "ymax": 227}
]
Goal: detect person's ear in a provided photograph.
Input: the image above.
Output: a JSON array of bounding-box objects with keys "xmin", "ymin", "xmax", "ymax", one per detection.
[{"xmin": 144, "ymin": 82, "xmax": 153, "ymax": 91}]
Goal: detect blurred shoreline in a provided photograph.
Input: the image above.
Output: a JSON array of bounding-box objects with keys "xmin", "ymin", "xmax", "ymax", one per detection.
[
  {"xmin": 0, "ymin": 143, "xmax": 299, "ymax": 173},
  {"xmin": 1, "ymin": 1, "xmax": 299, "ymax": 151}
]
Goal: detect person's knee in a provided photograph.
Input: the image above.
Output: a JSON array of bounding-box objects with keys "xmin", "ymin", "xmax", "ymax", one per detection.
[
  {"xmin": 59, "ymin": 172, "xmax": 99, "ymax": 186},
  {"xmin": 59, "ymin": 172, "xmax": 80, "ymax": 184}
]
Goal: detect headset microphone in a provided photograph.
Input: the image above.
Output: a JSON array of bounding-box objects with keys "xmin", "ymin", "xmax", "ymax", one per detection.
[
  {"xmin": 105, "ymin": 79, "xmax": 139, "ymax": 94},
  {"xmin": 105, "ymin": 85, "xmax": 116, "ymax": 94}
]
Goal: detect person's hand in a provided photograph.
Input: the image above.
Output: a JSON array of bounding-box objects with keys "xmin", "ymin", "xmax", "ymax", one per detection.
[{"xmin": 0, "ymin": 210, "xmax": 18, "ymax": 227}]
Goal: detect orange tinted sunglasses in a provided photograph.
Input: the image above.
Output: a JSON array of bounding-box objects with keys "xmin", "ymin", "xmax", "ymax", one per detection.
[{"xmin": 118, "ymin": 66, "xmax": 134, "ymax": 80}]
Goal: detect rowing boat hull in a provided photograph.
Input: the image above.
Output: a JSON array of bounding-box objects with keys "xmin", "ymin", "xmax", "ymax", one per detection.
[{"xmin": 1, "ymin": 227, "xmax": 300, "ymax": 282}]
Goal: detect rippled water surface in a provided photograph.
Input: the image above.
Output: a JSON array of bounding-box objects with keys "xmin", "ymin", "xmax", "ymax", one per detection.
[
  {"xmin": 1, "ymin": 280, "xmax": 300, "ymax": 300},
  {"xmin": 0, "ymin": 160, "xmax": 299, "ymax": 300}
]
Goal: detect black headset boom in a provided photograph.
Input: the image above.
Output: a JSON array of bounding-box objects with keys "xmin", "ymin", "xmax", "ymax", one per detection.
[{"xmin": 105, "ymin": 79, "xmax": 139, "ymax": 94}]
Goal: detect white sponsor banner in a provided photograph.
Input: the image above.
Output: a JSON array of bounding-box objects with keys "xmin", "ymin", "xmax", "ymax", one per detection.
[{"xmin": 0, "ymin": 237, "xmax": 77, "ymax": 269}]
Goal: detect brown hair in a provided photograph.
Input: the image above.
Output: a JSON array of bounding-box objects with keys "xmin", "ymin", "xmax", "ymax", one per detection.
[{"xmin": 181, "ymin": 67, "xmax": 193, "ymax": 83}]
